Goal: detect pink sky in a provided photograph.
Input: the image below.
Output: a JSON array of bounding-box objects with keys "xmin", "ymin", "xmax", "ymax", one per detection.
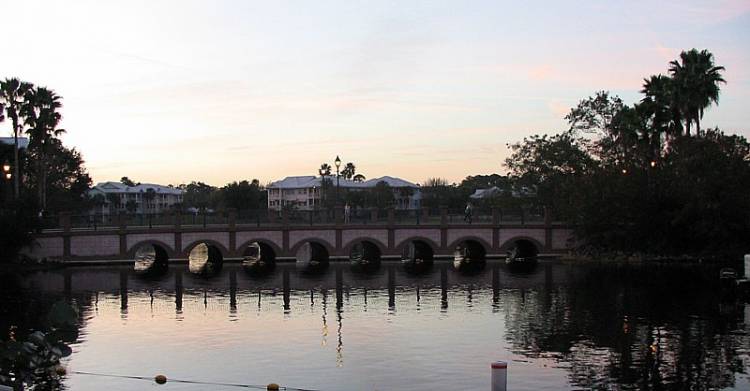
[{"xmin": 1, "ymin": 1, "xmax": 748, "ymax": 186}]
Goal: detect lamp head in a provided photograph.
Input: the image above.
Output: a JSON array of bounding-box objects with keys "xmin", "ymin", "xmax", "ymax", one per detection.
[
  {"xmin": 2, "ymin": 160, "xmax": 9, "ymax": 173},
  {"xmin": 334, "ymin": 155, "xmax": 341, "ymax": 169}
]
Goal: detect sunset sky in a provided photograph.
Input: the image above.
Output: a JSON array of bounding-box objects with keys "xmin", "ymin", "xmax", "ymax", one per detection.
[{"xmin": 1, "ymin": 0, "xmax": 748, "ymax": 186}]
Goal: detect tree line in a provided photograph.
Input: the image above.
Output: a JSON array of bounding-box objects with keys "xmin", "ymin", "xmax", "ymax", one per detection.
[{"xmin": 89, "ymin": 177, "xmax": 268, "ymax": 214}]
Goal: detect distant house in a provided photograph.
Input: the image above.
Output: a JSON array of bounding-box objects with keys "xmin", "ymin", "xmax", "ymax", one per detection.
[
  {"xmin": 88, "ymin": 182, "xmax": 183, "ymax": 215},
  {"xmin": 267, "ymin": 175, "xmax": 421, "ymax": 211},
  {"xmin": 469, "ymin": 185, "xmax": 536, "ymax": 201},
  {"xmin": 469, "ymin": 186, "xmax": 504, "ymax": 200}
]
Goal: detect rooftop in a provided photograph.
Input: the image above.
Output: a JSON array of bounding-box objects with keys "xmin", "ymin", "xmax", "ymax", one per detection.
[
  {"xmin": 268, "ymin": 175, "xmax": 418, "ymax": 189},
  {"xmin": 90, "ymin": 181, "xmax": 183, "ymax": 195},
  {"xmin": 470, "ymin": 186, "xmax": 503, "ymax": 199}
]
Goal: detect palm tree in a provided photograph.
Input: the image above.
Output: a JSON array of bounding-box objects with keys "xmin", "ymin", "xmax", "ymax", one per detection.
[
  {"xmin": 318, "ymin": 163, "xmax": 332, "ymax": 209},
  {"xmin": 120, "ymin": 176, "xmax": 136, "ymax": 186},
  {"xmin": 341, "ymin": 162, "xmax": 356, "ymax": 180},
  {"xmin": 668, "ymin": 49, "xmax": 725, "ymax": 136},
  {"xmin": 0, "ymin": 78, "xmax": 33, "ymax": 199},
  {"xmin": 352, "ymin": 174, "xmax": 366, "ymax": 182},
  {"xmin": 641, "ymin": 74, "xmax": 682, "ymax": 139},
  {"xmin": 318, "ymin": 163, "xmax": 332, "ymax": 177},
  {"xmin": 22, "ymin": 86, "xmax": 64, "ymax": 210}
]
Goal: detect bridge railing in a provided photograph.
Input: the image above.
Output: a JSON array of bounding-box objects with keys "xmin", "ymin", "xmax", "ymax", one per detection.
[
  {"xmin": 179, "ymin": 211, "xmax": 229, "ymax": 227},
  {"xmin": 42, "ymin": 206, "xmax": 552, "ymax": 232},
  {"xmin": 47, "ymin": 211, "xmax": 232, "ymax": 232}
]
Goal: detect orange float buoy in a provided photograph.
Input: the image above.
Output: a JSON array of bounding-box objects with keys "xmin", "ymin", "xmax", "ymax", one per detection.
[
  {"xmin": 267, "ymin": 383, "xmax": 280, "ymax": 390},
  {"xmin": 154, "ymin": 374, "xmax": 167, "ymax": 384},
  {"xmin": 54, "ymin": 365, "xmax": 67, "ymax": 376}
]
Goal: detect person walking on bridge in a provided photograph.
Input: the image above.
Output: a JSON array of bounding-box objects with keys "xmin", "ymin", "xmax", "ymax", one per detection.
[{"xmin": 464, "ymin": 202, "xmax": 473, "ymax": 224}]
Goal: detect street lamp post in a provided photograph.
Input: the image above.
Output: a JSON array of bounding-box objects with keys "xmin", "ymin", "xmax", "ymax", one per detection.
[
  {"xmin": 334, "ymin": 155, "xmax": 341, "ymax": 206},
  {"xmin": 318, "ymin": 168, "xmax": 327, "ymax": 212}
]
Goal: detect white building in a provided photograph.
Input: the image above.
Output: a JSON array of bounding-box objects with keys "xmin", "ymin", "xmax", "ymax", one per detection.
[
  {"xmin": 267, "ymin": 175, "xmax": 421, "ymax": 211},
  {"xmin": 88, "ymin": 182, "xmax": 183, "ymax": 215}
]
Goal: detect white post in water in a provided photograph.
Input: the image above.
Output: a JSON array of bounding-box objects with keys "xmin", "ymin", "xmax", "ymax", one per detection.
[
  {"xmin": 744, "ymin": 254, "xmax": 750, "ymax": 279},
  {"xmin": 491, "ymin": 361, "xmax": 507, "ymax": 391}
]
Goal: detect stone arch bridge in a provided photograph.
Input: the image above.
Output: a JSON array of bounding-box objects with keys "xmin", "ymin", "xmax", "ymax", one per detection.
[{"xmin": 25, "ymin": 211, "xmax": 574, "ymax": 262}]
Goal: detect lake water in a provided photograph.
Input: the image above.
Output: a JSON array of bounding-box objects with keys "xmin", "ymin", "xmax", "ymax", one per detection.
[{"xmin": 1, "ymin": 260, "xmax": 749, "ymax": 390}]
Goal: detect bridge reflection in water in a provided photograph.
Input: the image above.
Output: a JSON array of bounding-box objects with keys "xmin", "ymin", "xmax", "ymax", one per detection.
[
  {"xmin": 3, "ymin": 261, "xmax": 749, "ymax": 391},
  {"xmin": 103, "ymin": 262, "xmax": 519, "ymax": 314}
]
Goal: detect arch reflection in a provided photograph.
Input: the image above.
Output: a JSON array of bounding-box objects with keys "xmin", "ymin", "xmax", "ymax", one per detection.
[{"xmin": 188, "ymin": 242, "xmax": 224, "ymax": 275}]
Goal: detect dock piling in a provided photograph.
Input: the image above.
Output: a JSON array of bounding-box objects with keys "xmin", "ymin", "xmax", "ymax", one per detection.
[{"xmin": 491, "ymin": 361, "xmax": 507, "ymax": 391}]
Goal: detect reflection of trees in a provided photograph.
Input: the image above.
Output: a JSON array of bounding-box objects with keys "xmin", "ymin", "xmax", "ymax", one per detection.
[
  {"xmin": 0, "ymin": 272, "xmax": 87, "ymax": 342},
  {"xmin": 503, "ymin": 264, "xmax": 748, "ymax": 390},
  {"xmin": 0, "ymin": 272, "xmax": 92, "ymax": 390}
]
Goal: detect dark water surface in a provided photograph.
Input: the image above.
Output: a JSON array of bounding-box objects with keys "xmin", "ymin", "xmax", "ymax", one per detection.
[{"xmin": 1, "ymin": 261, "xmax": 748, "ymax": 390}]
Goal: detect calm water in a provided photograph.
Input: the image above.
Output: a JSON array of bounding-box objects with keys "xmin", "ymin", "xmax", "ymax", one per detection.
[{"xmin": 1, "ymin": 260, "xmax": 749, "ymax": 390}]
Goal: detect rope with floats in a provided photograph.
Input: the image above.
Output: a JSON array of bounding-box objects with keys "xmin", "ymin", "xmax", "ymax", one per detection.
[{"xmin": 70, "ymin": 370, "xmax": 321, "ymax": 391}]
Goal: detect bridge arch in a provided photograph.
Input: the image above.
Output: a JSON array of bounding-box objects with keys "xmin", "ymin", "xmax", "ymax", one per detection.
[
  {"xmin": 499, "ymin": 236, "xmax": 544, "ymax": 257},
  {"xmin": 289, "ymin": 238, "xmax": 335, "ymax": 258},
  {"xmin": 342, "ymin": 237, "xmax": 388, "ymax": 258},
  {"xmin": 395, "ymin": 236, "xmax": 439, "ymax": 254},
  {"xmin": 237, "ymin": 239, "xmax": 283, "ymax": 259},
  {"xmin": 447, "ymin": 236, "xmax": 491, "ymax": 255},
  {"xmin": 183, "ymin": 239, "xmax": 229, "ymax": 259},
  {"xmin": 127, "ymin": 240, "xmax": 175, "ymax": 259}
]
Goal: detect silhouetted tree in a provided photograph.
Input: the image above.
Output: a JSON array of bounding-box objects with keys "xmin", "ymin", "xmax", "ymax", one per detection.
[
  {"xmin": 318, "ymin": 163, "xmax": 332, "ymax": 177},
  {"xmin": 22, "ymin": 86, "xmax": 64, "ymax": 210},
  {"xmin": 179, "ymin": 181, "xmax": 217, "ymax": 211},
  {"xmin": 506, "ymin": 49, "xmax": 748, "ymax": 256},
  {"xmin": 0, "ymin": 78, "xmax": 32, "ymax": 199},
  {"xmin": 341, "ymin": 162, "xmax": 356, "ymax": 180},
  {"xmin": 120, "ymin": 176, "xmax": 136, "ymax": 186},
  {"xmin": 668, "ymin": 49, "xmax": 725, "ymax": 135},
  {"xmin": 36, "ymin": 140, "xmax": 92, "ymax": 213},
  {"xmin": 219, "ymin": 179, "xmax": 265, "ymax": 210},
  {"xmin": 366, "ymin": 181, "xmax": 395, "ymax": 209}
]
